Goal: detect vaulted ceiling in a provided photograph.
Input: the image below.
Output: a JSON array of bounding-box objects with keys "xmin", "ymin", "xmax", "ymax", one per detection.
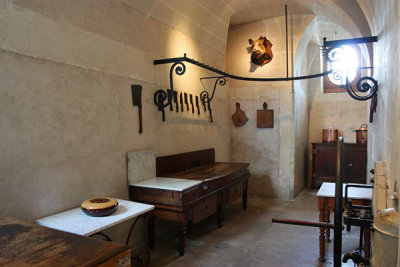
[{"xmin": 126, "ymin": 0, "xmax": 372, "ymax": 54}]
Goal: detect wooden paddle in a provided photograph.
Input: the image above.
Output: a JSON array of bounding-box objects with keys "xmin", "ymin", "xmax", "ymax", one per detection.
[{"xmin": 232, "ymin": 102, "xmax": 248, "ymax": 127}]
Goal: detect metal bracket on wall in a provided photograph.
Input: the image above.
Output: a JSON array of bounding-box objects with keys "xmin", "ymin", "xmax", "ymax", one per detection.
[{"xmin": 322, "ymin": 36, "xmax": 379, "ymax": 101}]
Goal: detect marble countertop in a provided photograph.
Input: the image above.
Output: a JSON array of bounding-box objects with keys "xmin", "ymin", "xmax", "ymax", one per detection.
[
  {"xmin": 317, "ymin": 182, "xmax": 372, "ymax": 200},
  {"xmin": 131, "ymin": 177, "xmax": 202, "ymax": 191},
  {"xmin": 35, "ymin": 199, "xmax": 154, "ymax": 236}
]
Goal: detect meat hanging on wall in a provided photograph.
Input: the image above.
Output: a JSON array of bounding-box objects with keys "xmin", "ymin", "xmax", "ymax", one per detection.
[{"xmin": 248, "ymin": 36, "xmax": 273, "ymax": 66}]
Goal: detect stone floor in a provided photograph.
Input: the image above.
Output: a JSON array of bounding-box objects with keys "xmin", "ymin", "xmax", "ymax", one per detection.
[{"xmin": 145, "ymin": 190, "xmax": 361, "ymax": 267}]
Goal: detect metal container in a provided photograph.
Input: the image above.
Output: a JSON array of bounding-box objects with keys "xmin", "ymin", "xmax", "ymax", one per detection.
[
  {"xmin": 355, "ymin": 124, "xmax": 368, "ymax": 144},
  {"xmin": 322, "ymin": 128, "xmax": 338, "ymax": 143}
]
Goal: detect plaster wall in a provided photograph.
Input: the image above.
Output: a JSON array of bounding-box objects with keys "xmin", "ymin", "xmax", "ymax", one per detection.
[
  {"xmin": 0, "ymin": 0, "xmax": 232, "ymax": 244},
  {"xmin": 307, "ymin": 53, "xmax": 368, "ymax": 185},
  {"xmin": 358, "ymin": 0, "xmax": 400, "ymax": 264},
  {"xmin": 293, "ymin": 55, "xmax": 309, "ymax": 198},
  {"xmin": 226, "ymin": 15, "xmax": 314, "ymax": 199},
  {"xmin": 304, "ymin": 19, "xmax": 368, "ymax": 186}
]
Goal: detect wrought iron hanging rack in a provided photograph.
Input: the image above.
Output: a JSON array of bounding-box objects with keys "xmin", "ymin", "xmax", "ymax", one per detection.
[
  {"xmin": 153, "ymin": 53, "xmax": 332, "ymax": 112},
  {"xmin": 153, "ymin": 35, "xmax": 378, "ymax": 122}
]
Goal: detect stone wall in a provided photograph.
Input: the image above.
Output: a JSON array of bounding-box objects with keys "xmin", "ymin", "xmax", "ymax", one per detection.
[
  {"xmin": 358, "ymin": 3, "xmax": 400, "ymax": 262},
  {"xmin": 0, "ymin": 0, "xmax": 231, "ymax": 243},
  {"xmin": 226, "ymin": 15, "xmax": 314, "ymax": 199},
  {"xmin": 303, "ymin": 18, "xmax": 369, "ymax": 186}
]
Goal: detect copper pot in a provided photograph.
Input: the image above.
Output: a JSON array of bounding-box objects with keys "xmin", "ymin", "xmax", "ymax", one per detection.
[
  {"xmin": 355, "ymin": 124, "xmax": 368, "ymax": 144},
  {"xmin": 322, "ymin": 128, "xmax": 338, "ymax": 143}
]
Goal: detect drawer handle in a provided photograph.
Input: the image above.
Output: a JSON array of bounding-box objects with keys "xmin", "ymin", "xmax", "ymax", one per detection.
[
  {"xmin": 203, "ymin": 184, "xmax": 209, "ymax": 190},
  {"xmin": 204, "ymin": 205, "xmax": 208, "ymax": 210}
]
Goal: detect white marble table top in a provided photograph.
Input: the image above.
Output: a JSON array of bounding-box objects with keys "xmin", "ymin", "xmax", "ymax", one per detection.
[
  {"xmin": 131, "ymin": 177, "xmax": 202, "ymax": 191},
  {"xmin": 317, "ymin": 182, "xmax": 372, "ymax": 200},
  {"xmin": 35, "ymin": 199, "xmax": 154, "ymax": 236}
]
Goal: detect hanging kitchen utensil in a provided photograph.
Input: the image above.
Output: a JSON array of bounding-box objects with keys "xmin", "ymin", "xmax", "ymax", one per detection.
[
  {"xmin": 256, "ymin": 102, "xmax": 273, "ymax": 128},
  {"xmin": 156, "ymin": 92, "xmax": 166, "ymax": 121},
  {"xmin": 131, "ymin": 84, "xmax": 143, "ymax": 133},
  {"xmin": 232, "ymin": 102, "xmax": 248, "ymax": 127},
  {"xmin": 202, "ymin": 97, "xmax": 207, "ymax": 112},
  {"xmin": 184, "ymin": 93, "xmax": 189, "ymax": 112},
  {"xmin": 180, "ymin": 93, "xmax": 183, "ymax": 112},
  {"xmin": 355, "ymin": 124, "xmax": 368, "ymax": 144},
  {"xmin": 167, "ymin": 89, "xmax": 173, "ymax": 111},
  {"xmin": 208, "ymin": 100, "xmax": 213, "ymax": 122},
  {"xmin": 174, "ymin": 91, "xmax": 178, "ymax": 112},
  {"xmin": 190, "ymin": 94, "xmax": 194, "ymax": 113},
  {"xmin": 196, "ymin": 96, "xmax": 200, "ymax": 115}
]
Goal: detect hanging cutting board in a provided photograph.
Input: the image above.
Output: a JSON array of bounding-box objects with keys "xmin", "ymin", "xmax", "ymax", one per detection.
[
  {"xmin": 257, "ymin": 102, "xmax": 274, "ymax": 128},
  {"xmin": 232, "ymin": 102, "xmax": 248, "ymax": 127}
]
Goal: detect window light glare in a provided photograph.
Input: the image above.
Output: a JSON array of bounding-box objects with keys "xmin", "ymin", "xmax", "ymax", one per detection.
[{"xmin": 327, "ymin": 46, "xmax": 359, "ymax": 85}]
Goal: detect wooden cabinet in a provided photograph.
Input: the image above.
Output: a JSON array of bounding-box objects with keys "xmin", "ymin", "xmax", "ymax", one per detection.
[{"xmin": 312, "ymin": 143, "xmax": 367, "ymax": 188}]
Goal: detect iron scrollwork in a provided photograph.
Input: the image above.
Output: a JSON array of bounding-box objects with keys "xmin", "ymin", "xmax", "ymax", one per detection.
[
  {"xmin": 154, "ymin": 61, "xmax": 186, "ymax": 121},
  {"xmin": 323, "ymin": 36, "xmax": 379, "ymax": 101},
  {"xmin": 200, "ymin": 76, "xmax": 226, "ymax": 123},
  {"xmin": 346, "ymin": 76, "xmax": 378, "ymax": 101}
]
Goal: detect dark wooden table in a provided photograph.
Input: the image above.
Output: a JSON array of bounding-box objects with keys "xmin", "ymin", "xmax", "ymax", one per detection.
[
  {"xmin": 0, "ymin": 216, "xmax": 130, "ymax": 266},
  {"xmin": 317, "ymin": 183, "xmax": 372, "ymax": 262},
  {"xmin": 129, "ymin": 148, "xmax": 250, "ymax": 256}
]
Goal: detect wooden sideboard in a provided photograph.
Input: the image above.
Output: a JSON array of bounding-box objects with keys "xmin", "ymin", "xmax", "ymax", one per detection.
[
  {"xmin": 312, "ymin": 143, "xmax": 367, "ymax": 188},
  {"xmin": 129, "ymin": 148, "xmax": 250, "ymax": 256}
]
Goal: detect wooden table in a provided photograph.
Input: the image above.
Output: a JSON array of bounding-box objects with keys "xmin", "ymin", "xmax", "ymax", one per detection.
[
  {"xmin": 36, "ymin": 199, "xmax": 154, "ymax": 237},
  {"xmin": 36, "ymin": 199, "xmax": 154, "ymax": 265},
  {"xmin": 317, "ymin": 182, "xmax": 372, "ymax": 262},
  {"xmin": 0, "ymin": 216, "xmax": 130, "ymax": 266}
]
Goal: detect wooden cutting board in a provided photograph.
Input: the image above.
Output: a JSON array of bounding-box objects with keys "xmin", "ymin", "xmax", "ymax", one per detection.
[
  {"xmin": 257, "ymin": 102, "xmax": 274, "ymax": 128},
  {"xmin": 232, "ymin": 102, "xmax": 248, "ymax": 127}
]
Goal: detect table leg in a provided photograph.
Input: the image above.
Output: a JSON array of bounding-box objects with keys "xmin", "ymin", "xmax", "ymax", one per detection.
[
  {"xmin": 242, "ymin": 181, "xmax": 248, "ymax": 210},
  {"xmin": 148, "ymin": 213, "xmax": 155, "ymax": 249},
  {"xmin": 318, "ymin": 197, "xmax": 326, "ymax": 262},
  {"xmin": 178, "ymin": 224, "xmax": 187, "ymax": 256},
  {"xmin": 363, "ymin": 227, "xmax": 371, "ymax": 258},
  {"xmin": 217, "ymin": 204, "xmax": 224, "ymax": 228},
  {"xmin": 325, "ymin": 208, "xmax": 331, "ymax": 242}
]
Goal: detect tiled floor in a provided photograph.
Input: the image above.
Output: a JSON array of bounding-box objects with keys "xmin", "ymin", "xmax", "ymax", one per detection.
[{"xmin": 146, "ymin": 190, "xmax": 361, "ymax": 267}]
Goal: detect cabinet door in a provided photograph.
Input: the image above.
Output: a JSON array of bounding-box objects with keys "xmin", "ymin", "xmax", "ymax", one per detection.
[
  {"xmin": 344, "ymin": 145, "xmax": 367, "ymax": 184},
  {"xmin": 312, "ymin": 144, "xmax": 337, "ymax": 188}
]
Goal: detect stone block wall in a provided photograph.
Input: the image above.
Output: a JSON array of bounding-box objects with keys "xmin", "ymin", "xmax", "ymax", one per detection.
[
  {"xmin": 226, "ymin": 15, "xmax": 314, "ymax": 199},
  {"xmin": 0, "ymin": 0, "xmax": 232, "ymax": 244}
]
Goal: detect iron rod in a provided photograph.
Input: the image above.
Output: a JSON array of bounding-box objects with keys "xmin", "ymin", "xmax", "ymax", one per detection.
[
  {"xmin": 290, "ymin": 11, "xmax": 294, "ymax": 90},
  {"xmin": 154, "ymin": 56, "xmax": 331, "ymax": 82},
  {"xmin": 334, "ymin": 136, "xmax": 344, "ymax": 267},
  {"xmin": 200, "ymin": 76, "xmax": 225, "ymax": 80},
  {"xmin": 272, "ymin": 218, "xmax": 335, "ymax": 229},
  {"xmin": 323, "ymin": 36, "xmax": 377, "ymax": 48},
  {"xmin": 285, "ymin": 5, "xmax": 288, "ymax": 78}
]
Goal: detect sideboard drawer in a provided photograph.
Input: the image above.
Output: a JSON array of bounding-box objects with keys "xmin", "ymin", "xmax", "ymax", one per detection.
[
  {"xmin": 228, "ymin": 181, "xmax": 243, "ymax": 203},
  {"xmin": 192, "ymin": 194, "xmax": 218, "ymax": 224}
]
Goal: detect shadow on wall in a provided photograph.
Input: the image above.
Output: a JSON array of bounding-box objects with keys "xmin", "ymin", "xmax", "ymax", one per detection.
[{"xmin": 248, "ymin": 174, "xmax": 277, "ymax": 198}]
